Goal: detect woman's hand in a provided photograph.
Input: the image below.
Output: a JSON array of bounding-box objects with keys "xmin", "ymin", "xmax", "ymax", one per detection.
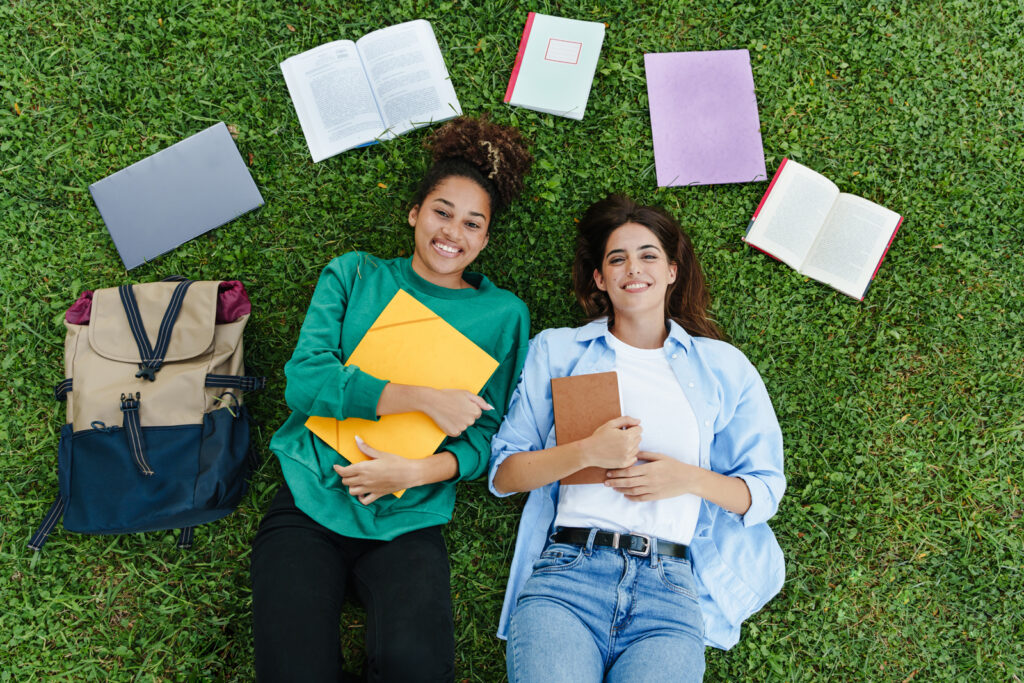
[
  {"xmin": 605, "ymin": 451, "xmax": 754, "ymax": 513},
  {"xmin": 377, "ymin": 384, "xmax": 492, "ymax": 437},
  {"xmin": 332, "ymin": 436, "xmax": 461, "ymax": 505},
  {"xmin": 421, "ymin": 388, "xmax": 492, "ymax": 437},
  {"xmin": 333, "ymin": 436, "xmax": 421, "ymax": 505},
  {"xmin": 581, "ymin": 416, "xmax": 643, "ymax": 469},
  {"xmin": 490, "ymin": 416, "xmax": 643, "ymax": 495},
  {"xmin": 604, "ymin": 450, "xmax": 694, "ymax": 501}
]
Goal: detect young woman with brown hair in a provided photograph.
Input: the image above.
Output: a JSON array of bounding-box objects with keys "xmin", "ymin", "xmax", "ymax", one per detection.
[{"xmin": 490, "ymin": 194, "xmax": 786, "ymax": 682}]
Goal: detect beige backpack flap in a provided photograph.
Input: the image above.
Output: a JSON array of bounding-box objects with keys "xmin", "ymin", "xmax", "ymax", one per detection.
[
  {"xmin": 88, "ymin": 281, "xmax": 217, "ymax": 362},
  {"xmin": 71, "ymin": 281, "xmax": 220, "ymax": 430}
]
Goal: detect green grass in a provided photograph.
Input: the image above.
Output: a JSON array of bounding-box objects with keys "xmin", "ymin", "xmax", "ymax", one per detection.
[{"xmin": 2, "ymin": 0, "xmax": 1022, "ymax": 679}]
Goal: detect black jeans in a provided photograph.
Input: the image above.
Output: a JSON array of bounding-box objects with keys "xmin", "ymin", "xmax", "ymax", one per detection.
[{"xmin": 251, "ymin": 484, "xmax": 455, "ymax": 682}]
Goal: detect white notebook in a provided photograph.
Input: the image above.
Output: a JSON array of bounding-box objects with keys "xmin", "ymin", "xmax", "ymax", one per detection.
[{"xmin": 503, "ymin": 12, "xmax": 605, "ymax": 120}]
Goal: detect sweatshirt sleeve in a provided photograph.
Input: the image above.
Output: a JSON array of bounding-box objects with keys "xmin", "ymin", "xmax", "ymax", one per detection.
[
  {"xmin": 282, "ymin": 257, "xmax": 388, "ymax": 422},
  {"xmin": 445, "ymin": 301, "xmax": 531, "ymax": 482}
]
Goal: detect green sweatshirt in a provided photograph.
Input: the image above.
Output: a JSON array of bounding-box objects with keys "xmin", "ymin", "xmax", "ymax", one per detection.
[{"xmin": 269, "ymin": 252, "xmax": 530, "ymax": 540}]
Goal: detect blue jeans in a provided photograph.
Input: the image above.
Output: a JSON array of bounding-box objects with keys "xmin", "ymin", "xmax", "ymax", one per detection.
[{"xmin": 507, "ymin": 530, "xmax": 705, "ymax": 682}]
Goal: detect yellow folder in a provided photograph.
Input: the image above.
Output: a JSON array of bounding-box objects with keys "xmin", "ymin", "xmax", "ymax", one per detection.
[{"xmin": 305, "ymin": 289, "xmax": 499, "ymax": 497}]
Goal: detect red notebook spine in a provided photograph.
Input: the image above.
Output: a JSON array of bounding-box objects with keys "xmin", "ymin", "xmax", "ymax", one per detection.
[
  {"xmin": 746, "ymin": 241, "xmax": 784, "ymax": 263},
  {"xmin": 870, "ymin": 215, "xmax": 904, "ymax": 281},
  {"xmin": 504, "ymin": 12, "xmax": 536, "ymax": 103}
]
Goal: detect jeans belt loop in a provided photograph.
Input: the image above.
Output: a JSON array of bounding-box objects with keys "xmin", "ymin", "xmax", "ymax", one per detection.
[{"xmin": 585, "ymin": 527, "xmax": 599, "ymax": 552}]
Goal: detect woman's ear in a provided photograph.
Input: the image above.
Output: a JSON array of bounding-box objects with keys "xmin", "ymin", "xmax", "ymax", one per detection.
[
  {"xmin": 593, "ymin": 268, "xmax": 606, "ymax": 292},
  {"xmin": 668, "ymin": 263, "xmax": 678, "ymax": 284},
  {"xmin": 408, "ymin": 204, "xmax": 420, "ymax": 227}
]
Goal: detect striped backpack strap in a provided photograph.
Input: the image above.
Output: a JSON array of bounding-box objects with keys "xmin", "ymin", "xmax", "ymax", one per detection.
[{"xmin": 118, "ymin": 280, "xmax": 193, "ymax": 381}]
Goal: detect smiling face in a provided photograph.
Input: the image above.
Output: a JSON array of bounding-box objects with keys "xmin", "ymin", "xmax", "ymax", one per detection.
[
  {"xmin": 409, "ymin": 175, "xmax": 492, "ymax": 289},
  {"xmin": 593, "ymin": 222, "xmax": 678, "ymax": 321}
]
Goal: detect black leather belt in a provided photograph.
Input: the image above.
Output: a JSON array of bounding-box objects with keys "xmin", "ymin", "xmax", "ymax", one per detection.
[{"xmin": 553, "ymin": 527, "xmax": 688, "ymax": 559}]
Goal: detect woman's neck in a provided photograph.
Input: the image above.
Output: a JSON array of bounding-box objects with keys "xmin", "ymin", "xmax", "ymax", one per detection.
[
  {"xmin": 608, "ymin": 311, "xmax": 668, "ymax": 349},
  {"xmin": 410, "ymin": 255, "xmax": 471, "ymax": 289}
]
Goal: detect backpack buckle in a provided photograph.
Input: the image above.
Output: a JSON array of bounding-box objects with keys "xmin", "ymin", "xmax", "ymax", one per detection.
[{"xmin": 135, "ymin": 365, "xmax": 157, "ymax": 381}]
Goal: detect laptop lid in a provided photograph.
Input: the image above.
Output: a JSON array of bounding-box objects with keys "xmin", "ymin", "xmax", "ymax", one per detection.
[{"xmin": 89, "ymin": 122, "xmax": 264, "ymax": 269}]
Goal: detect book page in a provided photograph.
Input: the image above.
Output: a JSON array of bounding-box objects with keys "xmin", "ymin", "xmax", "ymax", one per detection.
[
  {"xmin": 801, "ymin": 194, "xmax": 901, "ymax": 299},
  {"xmin": 744, "ymin": 160, "xmax": 839, "ymax": 269},
  {"xmin": 280, "ymin": 41, "xmax": 384, "ymax": 162},
  {"xmin": 356, "ymin": 20, "xmax": 462, "ymax": 136}
]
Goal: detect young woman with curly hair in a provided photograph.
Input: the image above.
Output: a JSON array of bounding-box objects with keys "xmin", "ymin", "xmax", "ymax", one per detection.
[
  {"xmin": 490, "ymin": 194, "xmax": 786, "ymax": 682},
  {"xmin": 251, "ymin": 117, "xmax": 532, "ymax": 683}
]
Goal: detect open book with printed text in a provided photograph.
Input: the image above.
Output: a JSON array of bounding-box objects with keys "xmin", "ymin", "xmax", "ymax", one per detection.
[
  {"xmin": 280, "ymin": 19, "xmax": 462, "ymax": 162},
  {"xmin": 744, "ymin": 158, "xmax": 903, "ymax": 299}
]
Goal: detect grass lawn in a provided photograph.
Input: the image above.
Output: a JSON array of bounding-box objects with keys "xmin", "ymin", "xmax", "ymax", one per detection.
[{"xmin": 2, "ymin": 0, "xmax": 1021, "ymax": 679}]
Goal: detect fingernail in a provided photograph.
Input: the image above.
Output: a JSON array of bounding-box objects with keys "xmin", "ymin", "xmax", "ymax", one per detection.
[
  {"xmin": 354, "ymin": 435, "xmax": 365, "ymax": 445},
  {"xmin": 484, "ymin": 403, "xmax": 494, "ymax": 411}
]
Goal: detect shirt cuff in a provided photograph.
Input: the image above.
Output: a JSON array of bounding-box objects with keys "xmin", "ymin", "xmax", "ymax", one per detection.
[
  {"xmin": 737, "ymin": 473, "xmax": 773, "ymax": 527},
  {"xmin": 340, "ymin": 370, "xmax": 388, "ymax": 422},
  {"xmin": 487, "ymin": 455, "xmax": 512, "ymax": 497}
]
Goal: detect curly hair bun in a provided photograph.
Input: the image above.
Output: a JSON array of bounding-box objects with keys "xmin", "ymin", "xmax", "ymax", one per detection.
[{"xmin": 424, "ymin": 117, "xmax": 533, "ymax": 211}]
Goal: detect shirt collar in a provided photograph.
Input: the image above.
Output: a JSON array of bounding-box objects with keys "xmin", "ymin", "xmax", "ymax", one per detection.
[
  {"xmin": 573, "ymin": 317, "xmax": 694, "ymax": 352},
  {"xmin": 666, "ymin": 319, "xmax": 695, "ymax": 351},
  {"xmin": 574, "ymin": 319, "xmax": 608, "ymax": 342}
]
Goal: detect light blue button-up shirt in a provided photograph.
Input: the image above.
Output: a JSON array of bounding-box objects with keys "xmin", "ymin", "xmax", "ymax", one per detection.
[{"xmin": 489, "ymin": 319, "xmax": 786, "ymax": 650}]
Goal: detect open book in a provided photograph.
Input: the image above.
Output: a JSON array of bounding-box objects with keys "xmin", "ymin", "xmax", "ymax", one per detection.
[
  {"xmin": 744, "ymin": 158, "xmax": 903, "ymax": 299},
  {"xmin": 280, "ymin": 19, "xmax": 462, "ymax": 162}
]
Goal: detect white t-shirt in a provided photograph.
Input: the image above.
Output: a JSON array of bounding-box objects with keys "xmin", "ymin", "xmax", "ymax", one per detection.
[{"xmin": 554, "ymin": 332, "xmax": 703, "ymax": 545}]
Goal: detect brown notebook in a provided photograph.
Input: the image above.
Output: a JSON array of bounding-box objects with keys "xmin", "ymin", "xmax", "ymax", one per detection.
[{"xmin": 551, "ymin": 371, "xmax": 621, "ymax": 485}]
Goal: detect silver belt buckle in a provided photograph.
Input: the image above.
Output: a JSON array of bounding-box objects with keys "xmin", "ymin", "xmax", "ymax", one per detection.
[{"xmin": 626, "ymin": 532, "xmax": 651, "ymax": 557}]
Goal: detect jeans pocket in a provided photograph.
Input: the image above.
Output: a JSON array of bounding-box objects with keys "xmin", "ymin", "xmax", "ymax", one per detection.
[
  {"xmin": 658, "ymin": 556, "xmax": 698, "ymax": 600},
  {"xmin": 531, "ymin": 542, "xmax": 585, "ymax": 574}
]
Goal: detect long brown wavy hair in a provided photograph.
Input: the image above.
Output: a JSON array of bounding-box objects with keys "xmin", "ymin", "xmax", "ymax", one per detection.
[{"xmin": 572, "ymin": 194, "xmax": 723, "ymax": 340}]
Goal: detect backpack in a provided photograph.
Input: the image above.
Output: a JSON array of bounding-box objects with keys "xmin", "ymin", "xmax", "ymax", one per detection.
[{"xmin": 29, "ymin": 277, "xmax": 265, "ymax": 550}]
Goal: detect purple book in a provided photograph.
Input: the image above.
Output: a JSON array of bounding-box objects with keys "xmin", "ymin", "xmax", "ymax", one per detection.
[{"xmin": 644, "ymin": 50, "xmax": 766, "ymax": 187}]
